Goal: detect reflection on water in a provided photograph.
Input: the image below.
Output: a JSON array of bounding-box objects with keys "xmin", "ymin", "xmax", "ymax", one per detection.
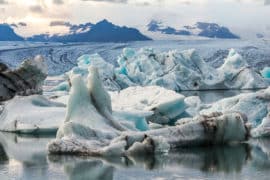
[{"xmin": 1, "ymin": 132, "xmax": 270, "ymax": 179}]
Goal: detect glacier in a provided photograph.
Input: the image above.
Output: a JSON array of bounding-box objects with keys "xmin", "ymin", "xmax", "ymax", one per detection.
[
  {"xmin": 51, "ymin": 48, "xmax": 268, "ymax": 93},
  {"xmin": 48, "ymin": 66, "xmax": 249, "ymax": 156}
]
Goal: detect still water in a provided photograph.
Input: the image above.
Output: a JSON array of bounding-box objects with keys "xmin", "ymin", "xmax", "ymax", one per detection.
[{"xmin": 1, "ymin": 132, "xmax": 270, "ymax": 180}]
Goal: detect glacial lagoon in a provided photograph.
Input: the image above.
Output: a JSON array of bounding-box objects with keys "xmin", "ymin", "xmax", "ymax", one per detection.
[{"xmin": 0, "ymin": 89, "xmax": 269, "ymax": 180}]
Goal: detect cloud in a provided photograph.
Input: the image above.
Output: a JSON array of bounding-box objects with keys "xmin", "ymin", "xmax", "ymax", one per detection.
[
  {"xmin": 53, "ymin": 0, "xmax": 65, "ymax": 5},
  {"xmin": 81, "ymin": 0, "xmax": 128, "ymax": 3},
  {"xmin": 10, "ymin": 23, "xmax": 17, "ymax": 28},
  {"xmin": 29, "ymin": 5, "xmax": 44, "ymax": 13},
  {"xmin": 0, "ymin": 0, "xmax": 8, "ymax": 5},
  {"xmin": 9, "ymin": 22, "xmax": 27, "ymax": 28},
  {"xmin": 50, "ymin": 20, "xmax": 72, "ymax": 27},
  {"xmin": 264, "ymin": 0, "xmax": 270, "ymax": 5},
  {"xmin": 18, "ymin": 22, "xmax": 27, "ymax": 26}
]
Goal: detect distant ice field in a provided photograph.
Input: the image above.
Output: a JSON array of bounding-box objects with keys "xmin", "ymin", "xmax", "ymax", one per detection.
[{"xmin": 0, "ymin": 39, "xmax": 270, "ymax": 76}]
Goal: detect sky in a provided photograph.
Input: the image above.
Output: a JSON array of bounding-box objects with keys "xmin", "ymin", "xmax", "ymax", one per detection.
[{"xmin": 0, "ymin": 0, "xmax": 269, "ymax": 38}]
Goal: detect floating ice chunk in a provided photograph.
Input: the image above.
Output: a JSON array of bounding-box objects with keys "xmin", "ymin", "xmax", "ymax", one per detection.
[
  {"xmin": 68, "ymin": 54, "xmax": 120, "ymax": 91},
  {"xmin": 251, "ymin": 112, "xmax": 270, "ymax": 138},
  {"xmin": 110, "ymin": 86, "xmax": 187, "ymax": 124},
  {"xmin": 218, "ymin": 49, "xmax": 267, "ymax": 89},
  {"xmin": 218, "ymin": 49, "xmax": 248, "ymax": 80},
  {"xmin": 261, "ymin": 67, "xmax": 270, "ymax": 79},
  {"xmin": 57, "ymin": 74, "xmax": 125, "ymax": 140},
  {"xmin": 201, "ymin": 87, "xmax": 270, "ymax": 128},
  {"xmin": 184, "ymin": 96, "xmax": 209, "ymax": 117},
  {"xmin": 51, "ymin": 81, "xmax": 70, "ymax": 92},
  {"xmin": 113, "ymin": 110, "xmax": 149, "ymax": 131},
  {"xmin": 49, "ymin": 111, "xmax": 249, "ymax": 156},
  {"xmin": 0, "ymin": 95, "xmax": 65, "ymax": 134}
]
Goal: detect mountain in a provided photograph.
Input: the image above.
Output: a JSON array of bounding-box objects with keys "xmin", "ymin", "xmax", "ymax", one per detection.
[
  {"xmin": 28, "ymin": 19, "xmax": 151, "ymax": 42},
  {"xmin": 0, "ymin": 24, "xmax": 24, "ymax": 41},
  {"xmin": 147, "ymin": 20, "xmax": 239, "ymax": 39},
  {"xmin": 147, "ymin": 20, "xmax": 191, "ymax": 36},
  {"xmin": 195, "ymin": 22, "xmax": 239, "ymax": 39}
]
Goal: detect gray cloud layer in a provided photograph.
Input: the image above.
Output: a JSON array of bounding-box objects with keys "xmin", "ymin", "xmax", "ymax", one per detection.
[
  {"xmin": 53, "ymin": 0, "xmax": 65, "ymax": 5},
  {"xmin": 50, "ymin": 20, "xmax": 72, "ymax": 27},
  {"xmin": 0, "ymin": 0, "xmax": 8, "ymax": 5},
  {"xmin": 29, "ymin": 5, "xmax": 43, "ymax": 13}
]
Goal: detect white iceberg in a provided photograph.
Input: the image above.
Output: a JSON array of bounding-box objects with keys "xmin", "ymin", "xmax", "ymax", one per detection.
[
  {"xmin": 201, "ymin": 87, "xmax": 270, "ymax": 128},
  {"xmin": 48, "ymin": 67, "xmax": 249, "ymax": 156},
  {"xmin": 110, "ymin": 86, "xmax": 187, "ymax": 125},
  {"xmin": 53, "ymin": 81, "xmax": 188, "ymax": 127},
  {"xmin": 251, "ymin": 112, "xmax": 270, "ymax": 138},
  {"xmin": 0, "ymin": 95, "xmax": 66, "ymax": 134}
]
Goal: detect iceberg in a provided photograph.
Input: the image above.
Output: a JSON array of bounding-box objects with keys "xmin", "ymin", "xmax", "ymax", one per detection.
[
  {"xmin": 201, "ymin": 87, "xmax": 270, "ymax": 128},
  {"xmin": 0, "ymin": 95, "xmax": 65, "ymax": 134},
  {"xmin": 0, "ymin": 55, "xmax": 48, "ymax": 101},
  {"xmin": 261, "ymin": 67, "xmax": 270, "ymax": 79},
  {"xmin": 48, "ymin": 67, "xmax": 249, "ymax": 156},
  {"xmin": 198, "ymin": 87, "xmax": 270, "ymax": 138},
  {"xmin": 53, "ymin": 82, "xmax": 188, "ymax": 127},
  {"xmin": 52, "ymin": 48, "xmax": 268, "ymax": 93},
  {"xmin": 251, "ymin": 112, "xmax": 270, "ymax": 138},
  {"xmin": 110, "ymin": 86, "xmax": 187, "ymax": 125}
]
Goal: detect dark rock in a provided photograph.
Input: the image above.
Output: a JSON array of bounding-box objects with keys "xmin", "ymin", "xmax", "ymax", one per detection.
[{"xmin": 0, "ymin": 55, "xmax": 47, "ymax": 101}]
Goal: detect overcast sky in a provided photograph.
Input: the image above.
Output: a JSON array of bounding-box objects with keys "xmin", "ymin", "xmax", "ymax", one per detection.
[{"xmin": 0, "ymin": 0, "xmax": 269, "ymax": 38}]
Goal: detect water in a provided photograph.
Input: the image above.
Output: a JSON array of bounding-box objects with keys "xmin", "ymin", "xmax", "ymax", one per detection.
[{"xmin": 1, "ymin": 132, "xmax": 270, "ymax": 180}]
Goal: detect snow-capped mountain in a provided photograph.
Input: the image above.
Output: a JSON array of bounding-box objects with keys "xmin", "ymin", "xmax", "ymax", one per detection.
[
  {"xmin": 0, "ymin": 24, "xmax": 24, "ymax": 41},
  {"xmin": 147, "ymin": 20, "xmax": 240, "ymax": 39},
  {"xmin": 28, "ymin": 19, "xmax": 151, "ymax": 42}
]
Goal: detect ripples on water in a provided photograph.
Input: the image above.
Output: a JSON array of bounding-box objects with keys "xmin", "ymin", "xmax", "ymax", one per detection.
[{"xmin": 0, "ymin": 132, "xmax": 270, "ymax": 179}]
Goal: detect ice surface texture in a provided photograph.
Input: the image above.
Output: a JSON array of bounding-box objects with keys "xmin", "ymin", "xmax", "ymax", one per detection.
[
  {"xmin": 53, "ymin": 48, "xmax": 268, "ymax": 92},
  {"xmin": 0, "ymin": 55, "xmax": 48, "ymax": 101}
]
